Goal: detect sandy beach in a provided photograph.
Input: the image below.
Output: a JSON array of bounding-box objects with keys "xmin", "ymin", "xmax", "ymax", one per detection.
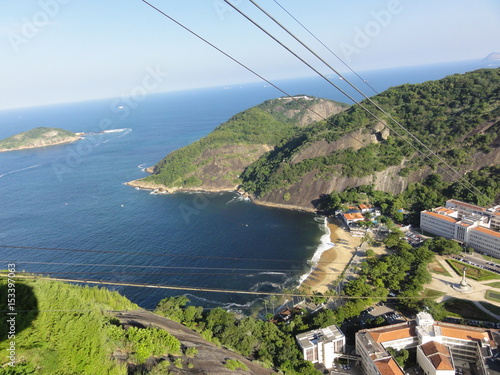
[{"xmin": 302, "ymin": 219, "xmax": 362, "ymax": 294}]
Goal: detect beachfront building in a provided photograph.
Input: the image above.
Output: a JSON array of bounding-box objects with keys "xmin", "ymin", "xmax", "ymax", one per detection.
[
  {"xmin": 341, "ymin": 204, "xmax": 381, "ymax": 227},
  {"xmin": 356, "ymin": 312, "xmax": 500, "ymax": 375},
  {"xmin": 296, "ymin": 325, "xmax": 345, "ymax": 369},
  {"xmin": 420, "ymin": 199, "xmax": 500, "ymax": 258},
  {"xmin": 342, "ymin": 212, "xmax": 365, "ymax": 226}
]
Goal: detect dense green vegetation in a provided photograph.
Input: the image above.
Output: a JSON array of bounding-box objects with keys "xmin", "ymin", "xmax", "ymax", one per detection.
[
  {"xmin": 224, "ymin": 359, "xmax": 249, "ymax": 371},
  {"xmin": 242, "ymin": 68, "xmax": 500, "ymax": 197},
  {"xmin": 155, "ymin": 296, "xmax": 320, "ymax": 374},
  {"xmin": 0, "ymin": 277, "xmax": 182, "ymax": 375},
  {"xmin": 108, "ymin": 325, "xmax": 180, "ymax": 363},
  {"xmin": 386, "ymin": 348, "xmax": 411, "ymax": 369},
  {"xmin": 0, "ymin": 127, "xmax": 77, "ymax": 151},
  {"xmin": 145, "ymin": 97, "xmax": 341, "ymax": 188}
]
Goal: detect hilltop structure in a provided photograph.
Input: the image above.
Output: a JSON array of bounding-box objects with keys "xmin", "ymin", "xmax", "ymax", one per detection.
[
  {"xmin": 356, "ymin": 312, "xmax": 500, "ymax": 375},
  {"xmin": 420, "ymin": 199, "xmax": 500, "ymax": 258}
]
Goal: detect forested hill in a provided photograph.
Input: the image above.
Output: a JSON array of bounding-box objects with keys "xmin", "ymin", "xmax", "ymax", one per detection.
[
  {"xmin": 0, "ymin": 127, "xmax": 80, "ymax": 152},
  {"xmin": 127, "ymin": 96, "xmax": 348, "ymax": 192},
  {"xmin": 241, "ymin": 68, "xmax": 500, "ymax": 210},
  {"xmin": 0, "ymin": 276, "xmax": 279, "ymax": 375}
]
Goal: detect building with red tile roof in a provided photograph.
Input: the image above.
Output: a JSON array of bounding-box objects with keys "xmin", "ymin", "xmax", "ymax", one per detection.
[
  {"xmin": 356, "ymin": 312, "xmax": 500, "ymax": 375},
  {"xmin": 418, "ymin": 341, "xmax": 455, "ymax": 374},
  {"xmin": 420, "ymin": 200, "xmax": 500, "ymax": 258}
]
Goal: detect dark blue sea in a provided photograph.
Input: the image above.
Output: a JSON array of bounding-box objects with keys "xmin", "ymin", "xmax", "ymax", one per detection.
[{"xmin": 0, "ymin": 60, "xmax": 491, "ymax": 311}]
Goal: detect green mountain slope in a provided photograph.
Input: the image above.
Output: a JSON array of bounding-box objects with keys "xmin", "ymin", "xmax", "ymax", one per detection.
[
  {"xmin": 241, "ymin": 68, "xmax": 500, "ymax": 209},
  {"xmin": 127, "ymin": 96, "xmax": 348, "ymax": 192},
  {"xmin": 0, "ymin": 127, "xmax": 80, "ymax": 152},
  {"xmin": 0, "ymin": 276, "xmax": 278, "ymax": 375},
  {"xmin": 0, "ymin": 276, "xmax": 139, "ymax": 374}
]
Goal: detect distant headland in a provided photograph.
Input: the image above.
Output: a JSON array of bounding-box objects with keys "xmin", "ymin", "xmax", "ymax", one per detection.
[
  {"xmin": 0, "ymin": 127, "xmax": 130, "ymax": 152},
  {"xmin": 0, "ymin": 127, "xmax": 81, "ymax": 152}
]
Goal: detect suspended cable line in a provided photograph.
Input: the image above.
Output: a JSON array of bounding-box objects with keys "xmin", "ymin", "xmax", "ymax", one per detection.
[
  {"xmin": 228, "ymin": 0, "xmax": 488, "ymax": 203},
  {"xmin": 0, "ymin": 244, "xmax": 350, "ymax": 266},
  {"xmin": 0, "ymin": 259, "xmax": 355, "ymax": 271},
  {"xmin": 140, "ymin": 0, "xmax": 370, "ymax": 150},
  {"xmin": 0, "ymin": 273, "xmax": 437, "ymax": 300},
  {"xmin": 272, "ymin": 0, "xmax": 379, "ymax": 95}
]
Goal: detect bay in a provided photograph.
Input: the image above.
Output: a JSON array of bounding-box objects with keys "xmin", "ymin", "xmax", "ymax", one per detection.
[{"xmin": 0, "ymin": 59, "xmax": 490, "ymax": 310}]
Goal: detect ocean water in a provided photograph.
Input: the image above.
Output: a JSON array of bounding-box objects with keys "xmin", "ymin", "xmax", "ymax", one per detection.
[{"xmin": 0, "ymin": 59, "xmax": 490, "ymax": 310}]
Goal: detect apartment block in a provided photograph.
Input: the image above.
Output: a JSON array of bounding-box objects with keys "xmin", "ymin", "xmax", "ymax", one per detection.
[
  {"xmin": 296, "ymin": 325, "xmax": 345, "ymax": 369},
  {"xmin": 420, "ymin": 199, "xmax": 500, "ymax": 258}
]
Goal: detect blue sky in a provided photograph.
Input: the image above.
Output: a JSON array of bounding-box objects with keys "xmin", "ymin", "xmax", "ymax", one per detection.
[{"xmin": 1, "ymin": 0, "xmax": 499, "ymax": 109}]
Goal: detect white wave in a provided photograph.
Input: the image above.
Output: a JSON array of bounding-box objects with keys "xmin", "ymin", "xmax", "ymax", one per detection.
[
  {"xmin": 258, "ymin": 272, "xmax": 288, "ymax": 277},
  {"xmin": 221, "ymin": 300, "xmax": 257, "ymax": 310},
  {"xmin": 184, "ymin": 293, "xmax": 226, "ymax": 307},
  {"xmin": 225, "ymin": 194, "xmax": 250, "ymax": 205},
  {"xmin": 0, "ymin": 164, "xmax": 42, "ymax": 178},
  {"xmin": 102, "ymin": 128, "xmax": 129, "ymax": 133},
  {"xmin": 298, "ymin": 216, "xmax": 333, "ymax": 286},
  {"xmin": 225, "ymin": 196, "xmax": 239, "ymax": 205},
  {"xmin": 101, "ymin": 128, "xmax": 132, "ymax": 143},
  {"xmin": 250, "ymin": 281, "xmax": 282, "ymax": 292},
  {"xmin": 149, "ymin": 189, "xmax": 167, "ymax": 195}
]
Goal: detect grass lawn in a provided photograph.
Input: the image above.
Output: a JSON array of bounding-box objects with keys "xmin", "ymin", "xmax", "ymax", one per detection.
[
  {"xmin": 485, "ymin": 290, "xmax": 500, "ymax": 303},
  {"xmin": 481, "ymin": 254, "xmax": 500, "ymax": 265},
  {"xmin": 486, "ymin": 282, "xmax": 500, "ymax": 289},
  {"xmin": 446, "ymin": 259, "xmax": 500, "ymax": 281},
  {"xmin": 428, "ymin": 261, "xmax": 451, "ymax": 277},
  {"xmin": 443, "ymin": 298, "xmax": 499, "ymax": 322},
  {"xmin": 479, "ymin": 300, "xmax": 500, "ymax": 316},
  {"xmin": 421, "ymin": 288, "xmax": 446, "ymax": 299}
]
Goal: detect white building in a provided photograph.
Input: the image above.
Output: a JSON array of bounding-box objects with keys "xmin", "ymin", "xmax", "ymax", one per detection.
[
  {"xmin": 296, "ymin": 325, "xmax": 345, "ymax": 369},
  {"xmin": 356, "ymin": 312, "xmax": 500, "ymax": 375},
  {"xmin": 420, "ymin": 200, "xmax": 500, "ymax": 258},
  {"xmin": 417, "ymin": 341, "xmax": 455, "ymax": 375}
]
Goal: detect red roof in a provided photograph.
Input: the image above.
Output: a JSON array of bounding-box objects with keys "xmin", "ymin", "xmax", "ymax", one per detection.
[
  {"xmin": 344, "ymin": 213, "xmax": 364, "ymax": 221},
  {"xmin": 369, "ymin": 326, "xmax": 415, "ymax": 343},
  {"xmin": 422, "ymin": 211, "xmax": 458, "ymax": 223},
  {"xmin": 472, "ymin": 226, "xmax": 500, "ymax": 239},
  {"xmin": 374, "ymin": 358, "xmax": 404, "ymax": 375},
  {"xmin": 437, "ymin": 323, "xmax": 493, "ymax": 343},
  {"xmin": 420, "ymin": 341, "xmax": 454, "ymax": 370},
  {"xmin": 447, "ymin": 199, "xmax": 486, "ymax": 211}
]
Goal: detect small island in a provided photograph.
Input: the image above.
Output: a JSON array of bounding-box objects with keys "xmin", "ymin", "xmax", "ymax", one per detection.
[{"xmin": 0, "ymin": 127, "xmax": 82, "ymax": 152}]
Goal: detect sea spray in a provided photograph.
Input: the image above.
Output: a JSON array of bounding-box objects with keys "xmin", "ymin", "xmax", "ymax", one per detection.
[{"xmin": 298, "ymin": 216, "xmax": 333, "ymax": 286}]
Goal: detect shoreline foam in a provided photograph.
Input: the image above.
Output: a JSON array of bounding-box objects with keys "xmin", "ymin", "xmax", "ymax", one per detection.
[
  {"xmin": 298, "ymin": 217, "xmax": 333, "ymax": 286},
  {"xmin": 300, "ymin": 218, "xmax": 361, "ymax": 294}
]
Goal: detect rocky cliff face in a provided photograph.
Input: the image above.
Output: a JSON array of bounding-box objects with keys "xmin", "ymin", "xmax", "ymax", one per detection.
[{"xmin": 251, "ymin": 126, "xmax": 500, "ymax": 211}]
